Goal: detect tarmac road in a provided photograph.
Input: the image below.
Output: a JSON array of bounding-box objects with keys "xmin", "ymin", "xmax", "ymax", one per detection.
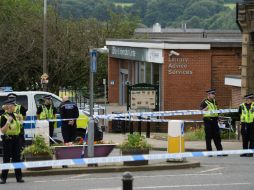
[{"xmin": 1, "ymin": 155, "xmax": 254, "ymax": 190}]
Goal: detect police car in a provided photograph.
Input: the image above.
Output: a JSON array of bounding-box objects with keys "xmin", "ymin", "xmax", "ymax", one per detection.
[{"xmin": 0, "ymin": 90, "xmax": 89, "ymax": 154}]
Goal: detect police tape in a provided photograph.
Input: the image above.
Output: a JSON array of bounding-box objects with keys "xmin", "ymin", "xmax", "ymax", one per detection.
[
  {"xmin": 109, "ymin": 118, "xmax": 203, "ymax": 123},
  {"xmin": 94, "ymin": 109, "xmax": 238, "ymax": 119},
  {"xmin": 21, "ymin": 108, "xmax": 237, "ymax": 124},
  {"xmin": 0, "ymin": 149, "xmax": 253, "ymax": 170}
]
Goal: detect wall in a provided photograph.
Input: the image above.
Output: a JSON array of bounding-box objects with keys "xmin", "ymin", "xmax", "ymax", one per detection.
[
  {"xmin": 211, "ymin": 48, "xmax": 241, "ymax": 108},
  {"xmin": 232, "ymin": 86, "xmax": 241, "ymax": 108}
]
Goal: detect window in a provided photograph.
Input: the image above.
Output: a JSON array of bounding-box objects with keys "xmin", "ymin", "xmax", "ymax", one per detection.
[{"xmin": 0, "ymin": 95, "xmax": 28, "ymax": 110}]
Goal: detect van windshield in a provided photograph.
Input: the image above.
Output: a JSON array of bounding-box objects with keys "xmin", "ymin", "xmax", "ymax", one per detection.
[{"xmin": 34, "ymin": 94, "xmax": 62, "ymax": 110}]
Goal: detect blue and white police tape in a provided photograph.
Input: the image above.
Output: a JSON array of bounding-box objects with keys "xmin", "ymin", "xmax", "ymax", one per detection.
[
  {"xmin": 1, "ymin": 149, "xmax": 254, "ymax": 170},
  {"xmin": 21, "ymin": 108, "xmax": 237, "ymax": 124},
  {"xmin": 109, "ymin": 117, "xmax": 204, "ymax": 123},
  {"xmin": 94, "ymin": 109, "xmax": 238, "ymax": 120}
]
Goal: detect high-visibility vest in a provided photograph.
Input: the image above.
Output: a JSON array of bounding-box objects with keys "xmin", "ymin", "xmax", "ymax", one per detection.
[
  {"xmin": 40, "ymin": 105, "xmax": 54, "ymax": 120},
  {"xmin": 77, "ymin": 114, "xmax": 89, "ymax": 129},
  {"xmin": 3, "ymin": 113, "xmax": 21, "ymax": 136},
  {"xmin": 203, "ymin": 99, "xmax": 218, "ymax": 117},
  {"xmin": 14, "ymin": 104, "xmax": 21, "ymax": 115},
  {"xmin": 240, "ymin": 103, "xmax": 254, "ymax": 123}
]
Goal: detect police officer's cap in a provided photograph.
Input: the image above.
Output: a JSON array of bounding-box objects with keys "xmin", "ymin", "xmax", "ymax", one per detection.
[
  {"xmin": 7, "ymin": 93, "xmax": 17, "ymax": 99},
  {"xmin": 43, "ymin": 95, "xmax": 52, "ymax": 99},
  {"xmin": 206, "ymin": 88, "xmax": 216, "ymax": 94},
  {"xmin": 244, "ymin": 93, "xmax": 254, "ymax": 99},
  {"xmin": 4, "ymin": 99, "xmax": 16, "ymax": 105}
]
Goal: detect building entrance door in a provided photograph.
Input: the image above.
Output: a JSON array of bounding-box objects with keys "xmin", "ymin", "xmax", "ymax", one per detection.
[{"xmin": 120, "ymin": 69, "xmax": 128, "ymax": 105}]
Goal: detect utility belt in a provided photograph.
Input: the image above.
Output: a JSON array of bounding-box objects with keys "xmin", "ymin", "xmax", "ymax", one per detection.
[{"xmin": 1, "ymin": 135, "xmax": 19, "ymax": 140}]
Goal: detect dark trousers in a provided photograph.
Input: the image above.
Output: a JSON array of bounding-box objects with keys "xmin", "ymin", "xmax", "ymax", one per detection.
[
  {"xmin": 1, "ymin": 135, "xmax": 22, "ymax": 181},
  {"xmin": 241, "ymin": 122, "xmax": 254, "ymax": 149},
  {"xmin": 61, "ymin": 121, "xmax": 77, "ymax": 143},
  {"xmin": 49, "ymin": 122, "xmax": 55, "ymax": 144},
  {"xmin": 203, "ymin": 117, "xmax": 223, "ymax": 151}
]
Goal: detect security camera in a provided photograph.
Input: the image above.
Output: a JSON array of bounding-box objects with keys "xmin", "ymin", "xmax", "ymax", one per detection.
[{"xmin": 169, "ymin": 50, "xmax": 180, "ymax": 56}]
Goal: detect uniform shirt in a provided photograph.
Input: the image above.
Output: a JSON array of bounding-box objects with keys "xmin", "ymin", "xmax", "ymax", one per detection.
[
  {"xmin": 200, "ymin": 98, "xmax": 217, "ymax": 110},
  {"xmin": 59, "ymin": 100, "xmax": 79, "ymax": 121}
]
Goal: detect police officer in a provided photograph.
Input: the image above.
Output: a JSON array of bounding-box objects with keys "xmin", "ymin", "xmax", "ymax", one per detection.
[
  {"xmin": 239, "ymin": 93, "xmax": 254, "ymax": 157},
  {"xmin": 200, "ymin": 89, "xmax": 224, "ymax": 152},
  {"xmin": 7, "ymin": 93, "xmax": 27, "ymax": 151},
  {"xmin": 59, "ymin": 96, "xmax": 79, "ymax": 143},
  {"xmin": 36, "ymin": 95, "xmax": 56, "ymax": 144},
  {"xmin": 0, "ymin": 99, "xmax": 24, "ymax": 184}
]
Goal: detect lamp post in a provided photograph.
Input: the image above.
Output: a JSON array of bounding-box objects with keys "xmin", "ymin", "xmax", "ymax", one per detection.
[
  {"xmin": 87, "ymin": 46, "xmax": 109, "ymax": 158},
  {"xmin": 42, "ymin": 0, "xmax": 48, "ymax": 91}
]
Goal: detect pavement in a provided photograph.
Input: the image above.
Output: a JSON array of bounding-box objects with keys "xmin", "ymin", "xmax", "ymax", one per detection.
[{"xmin": 4, "ymin": 132, "xmax": 243, "ymax": 177}]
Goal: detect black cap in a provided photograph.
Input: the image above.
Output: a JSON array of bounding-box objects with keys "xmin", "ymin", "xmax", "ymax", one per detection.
[
  {"xmin": 7, "ymin": 93, "xmax": 17, "ymax": 99},
  {"xmin": 206, "ymin": 88, "xmax": 216, "ymax": 94},
  {"xmin": 244, "ymin": 93, "xmax": 254, "ymax": 99},
  {"xmin": 4, "ymin": 99, "xmax": 16, "ymax": 105},
  {"xmin": 43, "ymin": 95, "xmax": 52, "ymax": 99}
]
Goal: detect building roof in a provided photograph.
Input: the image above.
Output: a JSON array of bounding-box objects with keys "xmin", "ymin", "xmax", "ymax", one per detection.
[{"xmin": 106, "ymin": 37, "xmax": 242, "ymax": 49}]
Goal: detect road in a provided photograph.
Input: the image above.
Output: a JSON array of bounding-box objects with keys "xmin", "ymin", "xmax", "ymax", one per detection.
[{"xmin": 1, "ymin": 155, "xmax": 254, "ymax": 190}]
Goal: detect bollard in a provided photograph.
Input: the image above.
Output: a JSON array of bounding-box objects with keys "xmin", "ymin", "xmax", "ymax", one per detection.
[{"xmin": 122, "ymin": 172, "xmax": 133, "ymax": 190}]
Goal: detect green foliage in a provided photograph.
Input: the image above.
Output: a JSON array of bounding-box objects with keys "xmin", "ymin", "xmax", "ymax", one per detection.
[
  {"xmin": 0, "ymin": 1, "xmax": 139, "ymax": 92},
  {"xmin": 120, "ymin": 133, "xmax": 151, "ymax": 151},
  {"xmin": 184, "ymin": 126, "xmax": 205, "ymax": 141},
  {"xmin": 185, "ymin": 126, "xmax": 236, "ymax": 141},
  {"xmin": 220, "ymin": 130, "xmax": 236, "ymax": 139},
  {"xmin": 22, "ymin": 135, "xmax": 53, "ymax": 156}
]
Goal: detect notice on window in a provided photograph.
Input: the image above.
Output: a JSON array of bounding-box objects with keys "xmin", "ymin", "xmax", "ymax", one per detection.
[{"xmin": 130, "ymin": 90, "xmax": 156, "ymax": 110}]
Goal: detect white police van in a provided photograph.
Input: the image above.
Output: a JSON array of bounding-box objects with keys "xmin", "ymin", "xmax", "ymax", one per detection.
[{"xmin": 0, "ymin": 91, "xmax": 89, "ymax": 145}]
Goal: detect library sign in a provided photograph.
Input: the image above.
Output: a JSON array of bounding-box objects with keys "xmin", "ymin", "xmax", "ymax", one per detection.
[{"xmin": 168, "ymin": 55, "xmax": 193, "ymax": 75}]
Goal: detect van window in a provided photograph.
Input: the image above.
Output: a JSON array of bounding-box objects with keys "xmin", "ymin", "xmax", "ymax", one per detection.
[
  {"xmin": 34, "ymin": 94, "xmax": 62, "ymax": 111},
  {"xmin": 0, "ymin": 95, "xmax": 28, "ymax": 110}
]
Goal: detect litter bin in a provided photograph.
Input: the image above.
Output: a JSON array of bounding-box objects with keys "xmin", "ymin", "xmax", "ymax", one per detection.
[
  {"xmin": 167, "ymin": 120, "xmax": 185, "ymax": 153},
  {"xmin": 112, "ymin": 112, "xmax": 128, "ymax": 133}
]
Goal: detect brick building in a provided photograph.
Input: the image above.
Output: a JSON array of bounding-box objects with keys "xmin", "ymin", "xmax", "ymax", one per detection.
[{"xmin": 106, "ymin": 27, "xmax": 242, "ymax": 115}]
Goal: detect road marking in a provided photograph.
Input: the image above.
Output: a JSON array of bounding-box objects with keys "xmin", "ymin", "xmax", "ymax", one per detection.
[
  {"xmin": 199, "ymin": 167, "xmax": 224, "ymax": 173},
  {"xmin": 135, "ymin": 182, "xmax": 251, "ymax": 189},
  {"xmin": 86, "ymin": 182, "xmax": 251, "ymax": 190},
  {"xmin": 63, "ymin": 174, "xmax": 90, "ymax": 179},
  {"xmin": 34, "ymin": 173, "xmax": 222, "ymax": 183}
]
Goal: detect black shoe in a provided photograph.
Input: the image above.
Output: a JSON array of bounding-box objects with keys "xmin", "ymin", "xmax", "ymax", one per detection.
[
  {"xmin": 0, "ymin": 179, "xmax": 6, "ymax": 184},
  {"xmin": 240, "ymin": 154, "xmax": 248, "ymax": 157},
  {"xmin": 62, "ymin": 165, "xmax": 68, "ymax": 168},
  {"xmin": 17, "ymin": 179, "xmax": 24, "ymax": 183}
]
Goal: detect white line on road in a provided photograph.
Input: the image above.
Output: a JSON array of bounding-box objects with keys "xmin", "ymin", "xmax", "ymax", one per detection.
[
  {"xmin": 63, "ymin": 174, "xmax": 90, "ymax": 179},
  {"xmin": 134, "ymin": 182, "xmax": 251, "ymax": 189},
  {"xmin": 87, "ymin": 183, "xmax": 251, "ymax": 190},
  {"xmin": 34, "ymin": 173, "xmax": 222, "ymax": 183},
  {"xmin": 199, "ymin": 167, "xmax": 224, "ymax": 173}
]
